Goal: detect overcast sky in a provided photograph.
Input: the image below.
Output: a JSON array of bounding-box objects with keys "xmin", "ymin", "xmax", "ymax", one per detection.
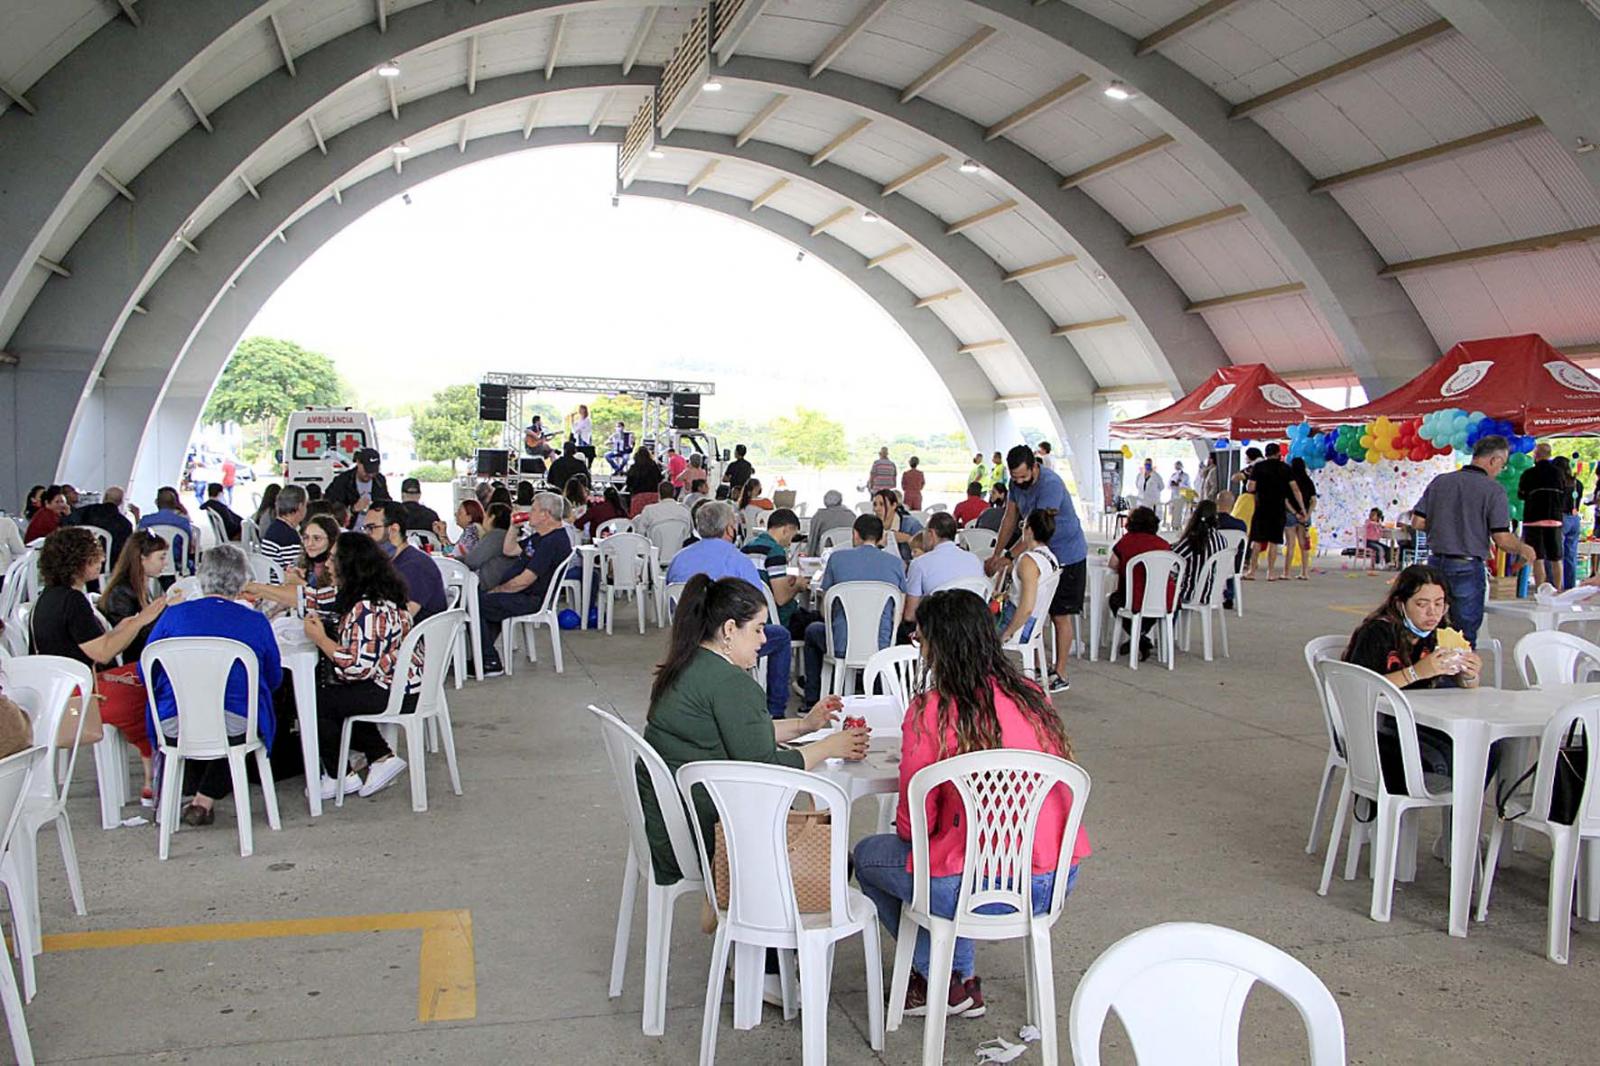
[{"xmin": 247, "ymin": 144, "xmax": 967, "ymax": 437}]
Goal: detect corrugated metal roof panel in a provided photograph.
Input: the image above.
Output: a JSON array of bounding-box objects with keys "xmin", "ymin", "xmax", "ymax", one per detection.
[
  {"xmin": 736, "ymin": 0, "xmax": 857, "ymax": 65},
  {"xmin": 1199, "ymin": 292, "xmax": 1345, "ymax": 372},
  {"xmin": 1071, "ymin": 325, "xmax": 1165, "ymax": 389},
  {"xmin": 1077, "ymin": 147, "xmax": 1232, "ymax": 233},
  {"xmin": 1005, "ymin": 94, "xmax": 1166, "ymax": 178},
  {"xmin": 1398, "ymin": 245, "xmax": 1600, "ymax": 350},
  {"xmin": 971, "ymin": 349, "xmax": 1038, "ymax": 397}
]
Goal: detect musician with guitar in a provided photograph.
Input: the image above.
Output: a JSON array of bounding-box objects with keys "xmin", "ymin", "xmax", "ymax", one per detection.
[{"xmin": 524, "ymin": 415, "xmax": 560, "ymax": 458}]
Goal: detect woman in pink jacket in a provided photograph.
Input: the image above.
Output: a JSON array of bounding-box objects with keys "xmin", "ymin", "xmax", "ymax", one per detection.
[{"xmin": 853, "ymin": 589, "xmax": 1091, "ymax": 1019}]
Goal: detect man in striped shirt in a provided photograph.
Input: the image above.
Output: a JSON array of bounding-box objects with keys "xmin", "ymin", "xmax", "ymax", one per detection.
[
  {"xmin": 259, "ymin": 484, "xmax": 307, "ymax": 579},
  {"xmin": 867, "ymin": 448, "xmax": 897, "ymax": 495}
]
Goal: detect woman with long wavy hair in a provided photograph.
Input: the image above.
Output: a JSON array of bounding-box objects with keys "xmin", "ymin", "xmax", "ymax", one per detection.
[{"xmin": 853, "ymin": 589, "xmax": 1090, "ymax": 1019}]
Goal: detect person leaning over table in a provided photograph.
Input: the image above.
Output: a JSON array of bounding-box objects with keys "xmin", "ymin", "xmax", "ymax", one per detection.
[
  {"xmin": 1341, "ymin": 564, "xmax": 1486, "ymax": 790},
  {"xmin": 140, "ymin": 545, "xmax": 280, "ymax": 828},
  {"xmin": 997, "ymin": 510, "xmax": 1059, "ymax": 647},
  {"xmin": 853, "ymin": 589, "xmax": 1089, "ymax": 1019},
  {"xmin": 1411, "ymin": 434, "xmax": 1534, "ymax": 646}
]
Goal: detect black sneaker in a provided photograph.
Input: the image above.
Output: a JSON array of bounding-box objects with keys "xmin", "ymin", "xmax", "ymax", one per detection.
[
  {"xmin": 479, "ymin": 658, "xmax": 504, "ymax": 678},
  {"xmin": 1047, "ymin": 672, "xmax": 1070, "ymax": 693}
]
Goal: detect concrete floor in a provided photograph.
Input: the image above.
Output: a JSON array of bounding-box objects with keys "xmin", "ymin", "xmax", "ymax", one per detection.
[{"xmin": 16, "ymin": 570, "xmax": 1598, "ymax": 1064}]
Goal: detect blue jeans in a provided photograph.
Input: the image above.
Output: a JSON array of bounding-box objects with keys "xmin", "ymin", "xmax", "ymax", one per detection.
[
  {"xmin": 852, "ymin": 833, "xmax": 1074, "ymax": 980},
  {"xmin": 759, "ymin": 623, "xmax": 791, "ymax": 719},
  {"xmin": 1563, "ymin": 514, "xmax": 1582, "ymax": 590},
  {"xmin": 1429, "ymin": 555, "xmax": 1486, "ymax": 646}
]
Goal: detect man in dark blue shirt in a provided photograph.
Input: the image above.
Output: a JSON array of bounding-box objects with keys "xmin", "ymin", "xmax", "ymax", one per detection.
[
  {"xmin": 474, "ymin": 492, "xmax": 574, "ymax": 675},
  {"xmin": 366, "ymin": 502, "xmax": 447, "ymax": 620}
]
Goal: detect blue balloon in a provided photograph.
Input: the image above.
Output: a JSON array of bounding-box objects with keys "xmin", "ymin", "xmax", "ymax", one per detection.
[
  {"xmin": 558, "ymin": 608, "xmax": 581, "ymax": 630},
  {"xmin": 1333, "ymin": 452, "xmax": 1348, "ymax": 466}
]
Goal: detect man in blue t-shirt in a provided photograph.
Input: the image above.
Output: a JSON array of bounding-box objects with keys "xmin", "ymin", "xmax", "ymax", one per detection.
[
  {"xmin": 801, "ymin": 514, "xmax": 906, "ymax": 706},
  {"xmin": 666, "ymin": 500, "xmax": 792, "ymax": 718},
  {"xmin": 365, "ymin": 501, "xmax": 447, "ymax": 620},
  {"xmin": 475, "ymin": 492, "xmax": 574, "ymax": 676},
  {"xmin": 984, "ymin": 444, "xmax": 1087, "ymax": 693}
]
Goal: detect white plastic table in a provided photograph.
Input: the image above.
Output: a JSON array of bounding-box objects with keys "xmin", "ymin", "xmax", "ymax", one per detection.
[
  {"xmin": 1482, "ymin": 597, "xmax": 1600, "ymax": 632},
  {"xmin": 1404, "ymin": 682, "xmax": 1600, "ymax": 936},
  {"xmin": 810, "ymin": 737, "xmax": 900, "ymax": 803},
  {"xmin": 1084, "ymin": 556, "xmax": 1116, "ymax": 662},
  {"xmin": 272, "ymin": 622, "xmax": 325, "ymax": 817}
]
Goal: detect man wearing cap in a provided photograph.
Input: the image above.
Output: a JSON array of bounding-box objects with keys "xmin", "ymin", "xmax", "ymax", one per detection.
[
  {"xmin": 325, "ymin": 447, "xmax": 391, "ymax": 525},
  {"xmin": 396, "ymin": 477, "xmax": 442, "ymax": 533}
]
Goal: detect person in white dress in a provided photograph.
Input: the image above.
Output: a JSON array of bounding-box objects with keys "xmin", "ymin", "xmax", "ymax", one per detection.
[{"xmin": 570, "ymin": 404, "xmax": 595, "ymax": 467}]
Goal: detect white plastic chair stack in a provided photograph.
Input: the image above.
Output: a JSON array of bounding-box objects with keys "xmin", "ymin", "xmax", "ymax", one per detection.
[
  {"xmin": 1217, "ymin": 529, "xmax": 1247, "ymax": 616},
  {"xmin": 1178, "ymin": 550, "xmax": 1237, "ymax": 662},
  {"xmin": 1315, "ymin": 660, "xmax": 1452, "ymax": 922},
  {"xmin": 334, "ymin": 610, "xmax": 465, "ymax": 814},
  {"xmin": 145, "ymin": 523, "xmax": 190, "ymax": 577},
  {"xmin": 1476, "ymin": 695, "xmax": 1600, "ymax": 963},
  {"xmin": 886, "ymin": 750, "xmax": 1091, "ymax": 1066},
  {"xmin": 677, "ymin": 761, "xmax": 884, "ymax": 1066},
  {"xmin": 1068, "ymin": 922, "xmax": 1346, "ymax": 1065},
  {"xmin": 432, "ymin": 556, "xmax": 483, "ymax": 684},
  {"xmin": 140, "ymin": 638, "xmax": 281, "ymax": 860},
  {"xmin": 1110, "ymin": 551, "xmax": 1185, "ymax": 671},
  {"xmin": 1303, "ymin": 636, "xmax": 1350, "ymax": 856},
  {"xmin": 599, "ymin": 533, "xmax": 653, "ymax": 635},
  {"xmin": 817, "ymin": 526, "xmax": 853, "ymax": 552},
  {"xmin": 588, "ymin": 706, "xmax": 704, "ymax": 1036},
  {"xmin": 0, "ymin": 656, "xmax": 93, "ymax": 999},
  {"xmin": 0, "ymin": 746, "xmax": 44, "ymax": 1065},
  {"xmin": 501, "ymin": 549, "xmax": 579, "ymax": 675},
  {"xmin": 1001, "ymin": 566, "xmax": 1062, "ymax": 681},
  {"xmin": 820, "ymin": 581, "xmax": 905, "ymax": 697},
  {"xmin": 956, "ymin": 527, "xmax": 997, "ymax": 559}
]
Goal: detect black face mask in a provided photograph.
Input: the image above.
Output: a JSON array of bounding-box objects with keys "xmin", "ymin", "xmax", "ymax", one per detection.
[{"xmin": 305, "ymin": 544, "xmax": 330, "ymax": 564}]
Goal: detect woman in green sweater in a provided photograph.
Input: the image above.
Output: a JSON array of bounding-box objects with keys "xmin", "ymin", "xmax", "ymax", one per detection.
[{"xmin": 640, "ymin": 573, "xmax": 868, "ymax": 884}]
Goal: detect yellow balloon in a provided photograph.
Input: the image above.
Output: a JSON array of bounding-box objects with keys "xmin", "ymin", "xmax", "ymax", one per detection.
[{"xmin": 1120, "ymin": 444, "xmax": 1133, "ymax": 459}]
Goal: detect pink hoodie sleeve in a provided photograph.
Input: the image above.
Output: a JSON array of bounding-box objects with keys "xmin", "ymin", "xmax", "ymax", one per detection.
[{"xmin": 894, "ymin": 695, "xmax": 941, "ymax": 842}]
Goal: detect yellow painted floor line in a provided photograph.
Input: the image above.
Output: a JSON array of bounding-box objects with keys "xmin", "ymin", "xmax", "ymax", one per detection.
[
  {"xmin": 42, "ymin": 909, "xmax": 475, "ymax": 1023},
  {"xmin": 1327, "ymin": 604, "xmax": 1369, "ymax": 616}
]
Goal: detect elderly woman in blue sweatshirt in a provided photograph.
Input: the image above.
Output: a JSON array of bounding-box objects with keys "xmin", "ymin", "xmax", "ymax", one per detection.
[{"xmin": 140, "ymin": 544, "xmax": 281, "ymax": 828}]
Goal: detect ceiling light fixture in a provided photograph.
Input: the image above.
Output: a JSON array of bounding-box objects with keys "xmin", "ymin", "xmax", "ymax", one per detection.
[
  {"xmin": 392, "ymin": 141, "xmax": 411, "ymax": 154},
  {"xmin": 702, "ymin": 79, "xmax": 723, "ymax": 92},
  {"xmin": 377, "ymin": 61, "xmax": 401, "ymax": 78},
  {"xmin": 648, "ymin": 148, "xmax": 665, "ymax": 159},
  {"xmin": 959, "ymin": 158, "xmax": 981, "ymax": 173},
  {"xmin": 862, "ymin": 211, "xmax": 880, "ymax": 223},
  {"xmin": 1103, "ymin": 81, "xmax": 1132, "ymax": 101}
]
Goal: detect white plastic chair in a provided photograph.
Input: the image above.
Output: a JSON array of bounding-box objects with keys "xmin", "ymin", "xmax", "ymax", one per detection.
[
  {"xmin": 1069, "ymin": 921, "xmax": 1346, "ymax": 1065},
  {"xmin": 956, "ymin": 527, "xmax": 997, "ymax": 559},
  {"xmin": 1514, "ymin": 630, "xmax": 1600, "ymax": 688},
  {"xmin": 1315, "ymin": 660, "xmax": 1452, "ymax": 922},
  {"xmin": 240, "ymin": 517, "xmax": 261, "ymax": 554},
  {"xmin": 1002, "ymin": 565, "xmax": 1061, "ymax": 681},
  {"xmin": 933, "ymin": 574, "xmax": 993, "ymax": 599},
  {"xmin": 501, "ymin": 549, "xmax": 579, "ymax": 675},
  {"xmin": 863, "ymin": 645, "xmax": 925, "ymax": 713},
  {"xmin": 819, "ymin": 581, "xmax": 904, "ymax": 697},
  {"xmin": 645, "ymin": 519, "xmax": 691, "ymax": 624},
  {"xmin": 742, "ymin": 506, "xmax": 770, "ymax": 537},
  {"xmin": 201, "ymin": 508, "xmax": 229, "ymax": 551},
  {"xmin": 1110, "ymin": 551, "xmax": 1184, "ymax": 671},
  {"xmin": 0, "ymin": 657, "xmax": 92, "ymax": 999},
  {"xmin": 1178, "ymin": 550, "xmax": 1236, "ymax": 662},
  {"xmin": 406, "ymin": 529, "xmax": 442, "ymax": 552},
  {"xmin": 1303, "ymin": 636, "xmax": 1350, "ymax": 856},
  {"xmin": 595, "ymin": 517, "xmax": 634, "ymax": 539},
  {"xmin": 588, "ymin": 706, "xmax": 705, "ymax": 1035},
  {"xmin": 677, "ymin": 761, "xmax": 884, "ymax": 1066},
  {"xmin": 144, "ymin": 523, "xmax": 191, "ymax": 576},
  {"xmin": 1476, "ymin": 695, "xmax": 1600, "ymax": 963},
  {"xmin": 885, "ymin": 750, "xmax": 1091, "ymax": 1066},
  {"xmin": 927, "ymin": 503, "xmax": 948, "ymax": 514},
  {"xmin": 1218, "ymin": 529, "xmax": 1247, "ymax": 616},
  {"xmin": 433, "ymin": 556, "xmax": 484, "ymax": 684},
  {"xmin": 599, "ymin": 533, "xmax": 653, "ymax": 635},
  {"xmin": 0, "ymin": 746, "xmax": 43, "ymax": 1064},
  {"xmin": 663, "ymin": 581, "xmax": 688, "ymax": 624},
  {"xmin": 140, "ymin": 637, "xmax": 281, "ymax": 860},
  {"xmin": 817, "ymin": 526, "xmax": 853, "ymax": 552},
  {"xmin": 244, "ymin": 553, "xmax": 286, "ymax": 585},
  {"xmin": 334, "ymin": 610, "xmax": 464, "ymax": 813},
  {"xmin": 80, "ymin": 526, "xmax": 114, "ymax": 583}
]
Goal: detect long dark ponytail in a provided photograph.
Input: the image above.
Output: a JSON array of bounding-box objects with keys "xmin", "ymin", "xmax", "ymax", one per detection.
[
  {"xmin": 649, "ymin": 575, "xmax": 768, "ymax": 712},
  {"xmin": 914, "ymin": 589, "xmax": 1072, "ymax": 761}
]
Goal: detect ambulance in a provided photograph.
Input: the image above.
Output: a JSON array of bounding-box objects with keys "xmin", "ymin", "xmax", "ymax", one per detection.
[{"xmin": 281, "ymin": 407, "xmax": 379, "ymax": 490}]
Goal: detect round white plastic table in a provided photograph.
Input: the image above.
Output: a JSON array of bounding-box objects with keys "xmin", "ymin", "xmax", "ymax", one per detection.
[
  {"xmin": 272, "ymin": 623, "xmax": 325, "ymax": 817},
  {"xmin": 1482, "ymin": 598, "xmax": 1600, "ymax": 632},
  {"xmin": 1084, "ymin": 556, "xmax": 1116, "ymax": 662},
  {"xmin": 1403, "ymin": 681, "xmax": 1600, "ymax": 937},
  {"xmin": 809, "ymin": 737, "xmax": 900, "ymax": 803}
]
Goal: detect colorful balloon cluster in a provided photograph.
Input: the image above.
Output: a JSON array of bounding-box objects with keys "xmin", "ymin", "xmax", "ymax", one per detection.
[{"xmin": 1418, "ymin": 409, "xmax": 1538, "ymax": 455}]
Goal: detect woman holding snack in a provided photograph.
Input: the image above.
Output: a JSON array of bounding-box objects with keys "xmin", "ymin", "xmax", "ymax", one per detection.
[{"xmin": 1341, "ymin": 564, "xmax": 1479, "ymax": 786}]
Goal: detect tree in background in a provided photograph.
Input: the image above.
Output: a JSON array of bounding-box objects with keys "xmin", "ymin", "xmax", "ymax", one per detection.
[
  {"xmin": 588, "ymin": 395, "xmax": 644, "ymax": 439},
  {"xmin": 772, "ymin": 407, "xmax": 848, "ymax": 469},
  {"xmin": 204, "ymin": 336, "xmax": 346, "ymax": 459},
  {"xmin": 412, "ymin": 384, "xmax": 503, "ymax": 473}
]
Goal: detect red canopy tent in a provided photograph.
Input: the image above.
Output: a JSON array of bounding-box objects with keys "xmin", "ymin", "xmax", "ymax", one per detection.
[
  {"xmin": 1110, "ymin": 363, "xmax": 1336, "ymax": 441},
  {"xmin": 1306, "ymin": 334, "xmax": 1600, "ymax": 435}
]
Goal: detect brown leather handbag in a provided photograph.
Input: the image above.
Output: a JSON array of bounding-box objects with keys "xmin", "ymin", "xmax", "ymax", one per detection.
[{"xmin": 711, "ymin": 810, "xmax": 833, "ymax": 914}]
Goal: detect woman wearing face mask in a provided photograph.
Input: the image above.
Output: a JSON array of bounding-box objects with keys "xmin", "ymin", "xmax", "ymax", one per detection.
[
  {"xmin": 1341, "ymin": 565, "xmax": 1480, "ymax": 785},
  {"xmin": 295, "ymin": 514, "xmax": 342, "ymax": 588}
]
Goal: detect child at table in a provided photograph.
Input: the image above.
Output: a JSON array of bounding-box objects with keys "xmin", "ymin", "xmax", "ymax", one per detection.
[{"xmin": 1363, "ymin": 508, "xmax": 1391, "ymax": 570}]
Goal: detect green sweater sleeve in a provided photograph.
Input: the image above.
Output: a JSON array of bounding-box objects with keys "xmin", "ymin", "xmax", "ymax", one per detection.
[{"xmin": 709, "ymin": 671, "xmax": 805, "ymax": 770}]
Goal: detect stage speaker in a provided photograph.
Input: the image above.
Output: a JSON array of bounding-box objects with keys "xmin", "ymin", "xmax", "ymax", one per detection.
[
  {"xmin": 475, "ymin": 448, "xmax": 510, "ymax": 477},
  {"xmin": 671, "ymin": 392, "xmax": 701, "ymax": 430},
  {"xmin": 477, "ymin": 383, "xmax": 509, "ymax": 421},
  {"xmin": 518, "ymin": 456, "xmax": 546, "ymax": 476}
]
